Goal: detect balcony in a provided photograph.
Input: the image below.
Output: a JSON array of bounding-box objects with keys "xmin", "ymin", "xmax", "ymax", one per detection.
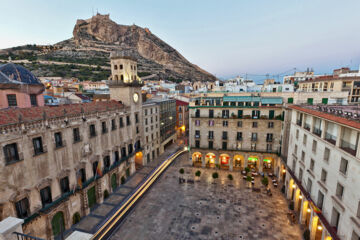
[
  {"xmin": 325, "ymin": 133, "xmax": 337, "ymax": 145},
  {"xmin": 304, "ymin": 123, "xmax": 311, "ymax": 131},
  {"xmin": 236, "ymin": 137, "xmax": 243, "ymax": 141},
  {"xmin": 313, "ymin": 128, "xmax": 322, "ymax": 137},
  {"xmin": 340, "ymin": 140, "xmax": 357, "ymax": 156},
  {"xmin": 266, "ymin": 138, "xmax": 273, "ymax": 142},
  {"xmin": 195, "ymin": 135, "xmax": 200, "ymax": 139},
  {"xmin": 296, "ymin": 120, "xmax": 302, "ymax": 126},
  {"xmin": 222, "ymin": 136, "xmax": 228, "ymax": 140},
  {"xmin": 208, "ymin": 136, "xmax": 214, "ymax": 140},
  {"xmin": 251, "ymin": 137, "xmax": 257, "ymax": 141}
]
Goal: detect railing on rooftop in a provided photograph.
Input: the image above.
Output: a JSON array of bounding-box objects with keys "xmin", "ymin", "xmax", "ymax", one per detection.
[
  {"xmin": 340, "ymin": 140, "xmax": 357, "ymax": 156},
  {"xmin": 325, "ymin": 133, "xmax": 337, "ymax": 145}
]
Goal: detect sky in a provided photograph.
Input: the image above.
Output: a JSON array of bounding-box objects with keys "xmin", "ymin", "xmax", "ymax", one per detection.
[{"xmin": 0, "ymin": 0, "xmax": 359, "ymax": 80}]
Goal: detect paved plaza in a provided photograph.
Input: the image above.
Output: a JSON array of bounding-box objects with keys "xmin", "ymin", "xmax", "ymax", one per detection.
[{"xmin": 110, "ymin": 152, "xmax": 302, "ymax": 240}]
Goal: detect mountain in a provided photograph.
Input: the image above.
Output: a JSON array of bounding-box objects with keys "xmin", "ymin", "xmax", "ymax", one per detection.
[{"xmin": 0, "ymin": 14, "xmax": 216, "ymax": 82}]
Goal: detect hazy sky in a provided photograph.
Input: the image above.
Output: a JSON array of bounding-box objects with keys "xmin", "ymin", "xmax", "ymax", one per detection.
[{"xmin": 0, "ymin": 0, "xmax": 359, "ymax": 79}]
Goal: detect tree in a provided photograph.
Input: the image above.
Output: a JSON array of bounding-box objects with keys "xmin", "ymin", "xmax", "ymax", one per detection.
[
  {"xmin": 245, "ymin": 167, "xmax": 250, "ymax": 173},
  {"xmin": 228, "ymin": 174, "xmax": 233, "ymax": 180},
  {"xmin": 195, "ymin": 170, "xmax": 201, "ymax": 177},
  {"xmin": 261, "ymin": 177, "xmax": 269, "ymax": 186},
  {"xmin": 179, "ymin": 168, "xmax": 185, "ymax": 174},
  {"xmin": 212, "ymin": 172, "xmax": 219, "ymax": 179}
]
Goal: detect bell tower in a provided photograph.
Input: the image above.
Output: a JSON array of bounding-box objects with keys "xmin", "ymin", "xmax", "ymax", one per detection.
[{"xmin": 109, "ymin": 51, "xmax": 143, "ymax": 108}]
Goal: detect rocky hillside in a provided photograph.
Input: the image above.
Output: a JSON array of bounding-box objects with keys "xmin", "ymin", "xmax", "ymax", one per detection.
[{"xmin": 0, "ymin": 14, "xmax": 216, "ymax": 82}]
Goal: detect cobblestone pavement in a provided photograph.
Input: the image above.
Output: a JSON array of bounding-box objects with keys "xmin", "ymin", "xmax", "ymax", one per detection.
[
  {"xmin": 110, "ymin": 153, "xmax": 302, "ymax": 240},
  {"xmin": 70, "ymin": 144, "xmax": 181, "ymax": 235}
]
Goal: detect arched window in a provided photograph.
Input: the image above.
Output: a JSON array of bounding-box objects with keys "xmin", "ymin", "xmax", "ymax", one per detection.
[
  {"xmin": 120, "ymin": 64, "xmax": 123, "ymax": 70},
  {"xmin": 120, "ymin": 75, "xmax": 124, "ymax": 81},
  {"xmin": 114, "ymin": 75, "xmax": 118, "ymax": 81},
  {"xmin": 114, "ymin": 65, "xmax": 118, "ymax": 70}
]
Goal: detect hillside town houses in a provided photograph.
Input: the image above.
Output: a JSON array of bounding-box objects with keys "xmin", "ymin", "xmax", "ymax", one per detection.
[{"xmin": 0, "ymin": 57, "xmax": 360, "ymax": 240}]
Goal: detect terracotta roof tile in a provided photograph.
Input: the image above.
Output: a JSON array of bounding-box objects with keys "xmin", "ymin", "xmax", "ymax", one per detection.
[
  {"xmin": 0, "ymin": 100, "xmax": 124, "ymax": 126},
  {"xmin": 289, "ymin": 105, "xmax": 360, "ymax": 130}
]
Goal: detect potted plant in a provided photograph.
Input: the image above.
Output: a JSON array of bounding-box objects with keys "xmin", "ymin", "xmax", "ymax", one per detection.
[
  {"xmin": 246, "ymin": 175, "xmax": 252, "ymax": 188},
  {"xmin": 261, "ymin": 177, "xmax": 269, "ymax": 187},
  {"xmin": 195, "ymin": 170, "xmax": 201, "ymax": 179},
  {"xmin": 228, "ymin": 174, "xmax": 233, "ymax": 180},
  {"xmin": 245, "ymin": 167, "xmax": 250, "ymax": 174},
  {"xmin": 179, "ymin": 168, "xmax": 185, "ymax": 174},
  {"xmin": 212, "ymin": 172, "xmax": 219, "ymax": 180}
]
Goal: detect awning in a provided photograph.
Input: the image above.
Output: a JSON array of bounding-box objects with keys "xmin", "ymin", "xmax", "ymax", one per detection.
[
  {"xmin": 261, "ymin": 97, "xmax": 283, "ymax": 104},
  {"xmin": 223, "ymin": 96, "xmax": 261, "ymax": 102}
]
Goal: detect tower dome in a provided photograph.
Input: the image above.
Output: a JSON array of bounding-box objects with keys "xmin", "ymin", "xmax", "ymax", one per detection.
[{"xmin": 0, "ymin": 63, "xmax": 42, "ymax": 85}]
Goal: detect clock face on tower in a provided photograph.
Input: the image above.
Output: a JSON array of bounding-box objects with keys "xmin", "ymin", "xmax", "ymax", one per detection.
[{"xmin": 133, "ymin": 93, "xmax": 139, "ymax": 103}]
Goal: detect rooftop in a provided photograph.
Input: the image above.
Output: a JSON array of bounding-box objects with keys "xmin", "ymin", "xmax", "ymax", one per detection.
[
  {"xmin": 0, "ymin": 100, "xmax": 124, "ymax": 126},
  {"xmin": 289, "ymin": 105, "xmax": 360, "ymax": 130}
]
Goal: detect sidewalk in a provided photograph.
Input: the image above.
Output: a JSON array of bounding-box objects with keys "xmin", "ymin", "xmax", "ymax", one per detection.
[{"xmin": 69, "ymin": 143, "xmax": 182, "ymax": 236}]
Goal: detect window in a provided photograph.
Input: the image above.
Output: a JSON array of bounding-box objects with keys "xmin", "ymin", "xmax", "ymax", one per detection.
[
  {"xmin": 252, "ymin": 122, "xmax": 258, "ymax": 128},
  {"xmin": 251, "ymin": 133, "xmax": 257, "ymax": 141},
  {"xmin": 266, "ymin": 133, "xmax": 273, "ymax": 142},
  {"xmin": 331, "ymin": 208, "xmax": 340, "ymax": 231},
  {"xmin": 208, "ymin": 131, "xmax": 214, "ymax": 139},
  {"xmin": 195, "ymin": 109, "xmax": 200, "ymax": 117},
  {"xmin": 301, "ymin": 151, "xmax": 305, "ymax": 162},
  {"xmin": 121, "ymin": 147, "xmax": 127, "ymax": 158},
  {"xmin": 128, "ymin": 144, "xmax": 133, "ymax": 154},
  {"xmin": 194, "ymin": 130, "xmax": 200, "ymax": 138},
  {"xmin": 40, "ymin": 186, "xmax": 52, "ymax": 207},
  {"xmin": 60, "ymin": 177, "xmax": 70, "ymax": 194},
  {"xmin": 92, "ymin": 161, "xmax": 99, "ymax": 176},
  {"xmin": 54, "ymin": 132, "xmax": 63, "ymax": 148},
  {"xmin": 111, "ymin": 119, "xmax": 116, "ymax": 130},
  {"xmin": 296, "ymin": 129, "xmax": 299, "ymax": 139},
  {"xmin": 252, "ymin": 110, "xmax": 260, "ymax": 119},
  {"xmin": 136, "ymin": 126, "xmax": 139, "ymax": 134},
  {"xmin": 126, "ymin": 116, "xmax": 131, "ymax": 126},
  {"xmin": 307, "ymin": 178, "xmax": 312, "ymax": 194},
  {"xmin": 15, "ymin": 198, "xmax": 29, "ymax": 218},
  {"xmin": 299, "ymin": 168, "xmax": 303, "ymax": 182},
  {"xmin": 237, "ymin": 121, "xmax": 242, "ymax": 127},
  {"xmin": 268, "ymin": 122, "xmax": 274, "ymax": 128},
  {"xmin": 223, "ymin": 121, "xmax": 228, "ymax": 127},
  {"xmin": 266, "ymin": 144, "xmax": 272, "ymax": 151},
  {"xmin": 119, "ymin": 117, "xmax": 124, "ymax": 128},
  {"xmin": 209, "ymin": 109, "xmax": 214, "ymax": 118},
  {"xmin": 324, "ymin": 147, "xmax": 330, "ymax": 162},
  {"xmin": 114, "ymin": 151, "xmax": 120, "ymax": 162},
  {"xmin": 251, "ymin": 143, "xmax": 256, "ymax": 151},
  {"xmin": 195, "ymin": 140, "xmax": 200, "ymax": 148},
  {"xmin": 222, "ymin": 142, "xmax": 227, "ymax": 150},
  {"xmin": 104, "ymin": 156, "xmax": 111, "ymax": 169},
  {"xmin": 89, "ymin": 124, "xmax": 96, "ymax": 137},
  {"xmin": 303, "ymin": 134, "xmax": 307, "ymax": 145},
  {"xmin": 336, "ymin": 183, "xmax": 344, "ymax": 199},
  {"xmin": 3, "ymin": 143, "xmax": 19, "ymax": 164},
  {"xmin": 195, "ymin": 120, "xmax": 200, "ymax": 126},
  {"xmin": 33, "ymin": 137, "xmax": 44, "ymax": 155},
  {"xmin": 145, "ymin": 118, "xmax": 148, "ymax": 125},
  {"xmin": 339, "ymin": 158, "xmax": 348, "ymax": 175},
  {"xmin": 222, "ymin": 131, "xmax": 228, "ymax": 140},
  {"xmin": 317, "ymin": 191, "xmax": 324, "ymax": 210},
  {"xmin": 237, "ymin": 132, "xmax": 242, "ymax": 141},
  {"xmin": 294, "ymin": 145, "xmax": 298, "ymax": 155},
  {"xmin": 73, "ymin": 128, "xmax": 81, "ymax": 142},
  {"xmin": 269, "ymin": 110, "xmax": 275, "ymax": 119},
  {"xmin": 7, "ymin": 94, "xmax": 17, "ymax": 107},
  {"xmin": 179, "ymin": 113, "xmax": 182, "ymax": 120},
  {"xmin": 312, "ymin": 140, "xmax": 317, "ymax": 153},
  {"xmin": 310, "ymin": 159, "xmax": 315, "ymax": 171},
  {"xmin": 102, "ymin": 122, "xmax": 107, "ymax": 134},
  {"xmin": 357, "ymin": 201, "xmax": 360, "ymax": 218},
  {"xmin": 79, "ymin": 168, "xmax": 86, "ymax": 183},
  {"xmin": 30, "ymin": 94, "xmax": 37, "ymax": 106},
  {"xmin": 288, "ymin": 97, "xmax": 294, "ymax": 104},
  {"xmin": 222, "ymin": 110, "xmax": 229, "ymax": 118},
  {"xmin": 208, "ymin": 141, "xmax": 213, "ymax": 149},
  {"xmin": 238, "ymin": 110, "xmax": 243, "ymax": 118},
  {"xmin": 321, "ymin": 169, "xmax": 327, "ymax": 183}
]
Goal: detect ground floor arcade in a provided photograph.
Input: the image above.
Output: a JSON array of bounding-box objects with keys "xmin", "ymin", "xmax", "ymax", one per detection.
[
  {"xmin": 191, "ymin": 149, "xmax": 280, "ymax": 174},
  {"xmin": 283, "ymin": 168, "xmax": 338, "ymax": 240}
]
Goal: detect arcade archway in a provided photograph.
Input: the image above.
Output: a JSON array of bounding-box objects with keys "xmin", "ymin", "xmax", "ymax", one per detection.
[
  {"xmin": 219, "ymin": 154, "xmax": 230, "ymax": 170},
  {"xmin": 205, "ymin": 153, "xmax": 216, "ymax": 168},
  {"xmin": 192, "ymin": 152, "xmax": 202, "ymax": 167},
  {"xmin": 233, "ymin": 155, "xmax": 244, "ymax": 170}
]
